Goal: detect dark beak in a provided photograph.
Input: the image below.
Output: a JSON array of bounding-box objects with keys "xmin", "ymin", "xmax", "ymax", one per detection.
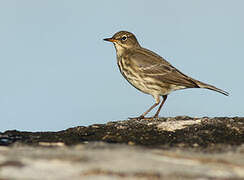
[{"xmin": 103, "ymin": 38, "xmax": 117, "ymax": 42}]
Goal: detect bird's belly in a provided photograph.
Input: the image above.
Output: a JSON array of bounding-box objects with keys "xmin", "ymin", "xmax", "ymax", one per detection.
[
  {"xmin": 126, "ymin": 76, "xmax": 152, "ymax": 94},
  {"xmin": 118, "ymin": 60, "xmax": 165, "ymax": 95}
]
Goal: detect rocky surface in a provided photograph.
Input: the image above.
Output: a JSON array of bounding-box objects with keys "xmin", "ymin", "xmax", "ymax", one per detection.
[{"xmin": 0, "ymin": 116, "xmax": 244, "ymax": 179}]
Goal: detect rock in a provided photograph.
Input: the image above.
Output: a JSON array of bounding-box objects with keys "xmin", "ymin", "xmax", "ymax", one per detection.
[
  {"xmin": 0, "ymin": 143, "xmax": 244, "ymax": 180},
  {"xmin": 0, "ymin": 117, "xmax": 244, "ymax": 179},
  {"xmin": 1, "ymin": 117, "xmax": 243, "ymax": 151}
]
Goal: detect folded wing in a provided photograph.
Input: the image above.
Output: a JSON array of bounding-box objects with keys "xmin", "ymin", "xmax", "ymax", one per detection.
[{"xmin": 130, "ymin": 48, "xmax": 199, "ymax": 88}]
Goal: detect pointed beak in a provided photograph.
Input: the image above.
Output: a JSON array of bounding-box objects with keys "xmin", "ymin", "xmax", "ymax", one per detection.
[{"xmin": 103, "ymin": 38, "xmax": 117, "ymax": 42}]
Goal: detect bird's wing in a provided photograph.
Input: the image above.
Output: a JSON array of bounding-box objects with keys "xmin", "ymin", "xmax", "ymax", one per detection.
[{"xmin": 130, "ymin": 48, "xmax": 199, "ymax": 88}]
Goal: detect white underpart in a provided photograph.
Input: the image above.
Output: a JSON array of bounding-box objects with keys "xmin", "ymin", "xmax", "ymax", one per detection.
[{"xmin": 114, "ymin": 43, "xmax": 125, "ymax": 57}]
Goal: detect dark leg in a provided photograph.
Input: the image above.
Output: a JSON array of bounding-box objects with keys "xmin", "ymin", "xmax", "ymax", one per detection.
[
  {"xmin": 153, "ymin": 95, "xmax": 168, "ymax": 118},
  {"xmin": 129, "ymin": 101, "xmax": 160, "ymax": 120}
]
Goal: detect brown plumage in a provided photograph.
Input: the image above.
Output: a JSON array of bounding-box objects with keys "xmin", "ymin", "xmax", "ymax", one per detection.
[{"xmin": 104, "ymin": 31, "xmax": 229, "ymax": 119}]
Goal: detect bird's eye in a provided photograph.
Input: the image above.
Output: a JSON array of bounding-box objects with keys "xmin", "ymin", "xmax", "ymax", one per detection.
[{"xmin": 121, "ymin": 36, "xmax": 127, "ymax": 41}]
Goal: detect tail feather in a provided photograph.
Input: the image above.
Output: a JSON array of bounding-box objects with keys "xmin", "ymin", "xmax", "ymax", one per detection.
[{"xmin": 196, "ymin": 81, "xmax": 229, "ymax": 96}]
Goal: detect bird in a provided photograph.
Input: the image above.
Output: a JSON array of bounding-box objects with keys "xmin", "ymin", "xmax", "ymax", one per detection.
[{"xmin": 104, "ymin": 31, "xmax": 229, "ymax": 120}]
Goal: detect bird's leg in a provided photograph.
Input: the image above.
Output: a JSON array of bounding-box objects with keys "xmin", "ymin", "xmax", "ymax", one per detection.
[
  {"xmin": 129, "ymin": 96, "xmax": 160, "ymax": 120},
  {"xmin": 153, "ymin": 95, "xmax": 168, "ymax": 118}
]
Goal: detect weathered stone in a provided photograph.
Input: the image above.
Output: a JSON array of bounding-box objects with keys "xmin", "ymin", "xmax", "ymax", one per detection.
[{"xmin": 0, "ymin": 117, "xmax": 244, "ymax": 179}]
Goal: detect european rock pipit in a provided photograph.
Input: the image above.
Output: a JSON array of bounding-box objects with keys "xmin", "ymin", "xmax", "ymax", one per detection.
[{"xmin": 104, "ymin": 31, "xmax": 229, "ymax": 119}]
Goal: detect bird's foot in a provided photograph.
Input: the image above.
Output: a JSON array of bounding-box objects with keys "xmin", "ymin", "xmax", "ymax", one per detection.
[
  {"xmin": 129, "ymin": 115, "xmax": 145, "ymax": 120},
  {"xmin": 143, "ymin": 117, "xmax": 157, "ymax": 120},
  {"xmin": 129, "ymin": 115, "xmax": 159, "ymax": 120}
]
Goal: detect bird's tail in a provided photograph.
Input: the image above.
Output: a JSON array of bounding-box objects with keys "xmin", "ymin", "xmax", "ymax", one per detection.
[{"xmin": 195, "ymin": 80, "xmax": 229, "ymax": 96}]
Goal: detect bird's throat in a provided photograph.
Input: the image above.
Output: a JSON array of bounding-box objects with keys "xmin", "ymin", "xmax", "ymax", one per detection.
[{"xmin": 114, "ymin": 43, "xmax": 126, "ymax": 57}]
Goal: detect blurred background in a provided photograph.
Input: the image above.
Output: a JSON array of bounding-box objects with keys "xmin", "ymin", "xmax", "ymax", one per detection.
[{"xmin": 0, "ymin": 0, "xmax": 243, "ymax": 131}]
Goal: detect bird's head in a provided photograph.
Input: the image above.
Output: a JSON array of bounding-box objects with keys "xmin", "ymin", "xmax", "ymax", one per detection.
[{"xmin": 104, "ymin": 31, "xmax": 140, "ymax": 51}]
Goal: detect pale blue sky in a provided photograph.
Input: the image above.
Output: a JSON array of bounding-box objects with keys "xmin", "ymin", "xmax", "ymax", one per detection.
[{"xmin": 0, "ymin": 0, "xmax": 243, "ymax": 131}]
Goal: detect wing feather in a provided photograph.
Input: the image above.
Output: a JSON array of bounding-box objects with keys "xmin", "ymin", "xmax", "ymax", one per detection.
[{"xmin": 129, "ymin": 48, "xmax": 199, "ymax": 88}]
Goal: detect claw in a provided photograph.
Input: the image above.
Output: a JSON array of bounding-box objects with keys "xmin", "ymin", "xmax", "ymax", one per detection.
[{"xmin": 129, "ymin": 116, "xmax": 158, "ymax": 120}]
